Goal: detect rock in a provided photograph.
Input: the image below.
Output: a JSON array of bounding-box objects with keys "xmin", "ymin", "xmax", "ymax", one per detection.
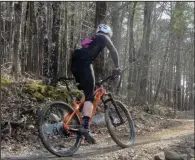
[
  {"xmin": 118, "ymin": 155, "xmax": 128, "ymax": 160},
  {"xmin": 154, "ymin": 152, "xmax": 165, "ymax": 160},
  {"xmin": 35, "ymin": 144, "xmax": 41, "ymax": 150},
  {"xmin": 179, "ymin": 154, "xmax": 187, "ymax": 160},
  {"xmin": 118, "ymin": 155, "xmax": 123, "ymax": 160},
  {"xmin": 164, "ymin": 150, "xmax": 182, "ymax": 160},
  {"xmin": 29, "ymin": 135, "xmax": 37, "ymax": 142},
  {"xmin": 91, "ymin": 113, "xmax": 106, "ymax": 127},
  {"xmin": 186, "ymin": 148, "xmax": 194, "ymax": 158},
  {"xmin": 28, "ymin": 125, "xmax": 35, "ymax": 129}
]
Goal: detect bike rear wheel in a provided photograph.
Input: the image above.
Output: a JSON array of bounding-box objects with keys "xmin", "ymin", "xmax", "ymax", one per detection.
[
  {"xmin": 38, "ymin": 101, "xmax": 82, "ymax": 157},
  {"xmin": 105, "ymin": 99, "xmax": 135, "ymax": 148}
]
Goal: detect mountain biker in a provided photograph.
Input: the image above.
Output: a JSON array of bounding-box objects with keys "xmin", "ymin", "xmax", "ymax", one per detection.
[{"xmin": 70, "ymin": 24, "xmax": 121, "ymax": 144}]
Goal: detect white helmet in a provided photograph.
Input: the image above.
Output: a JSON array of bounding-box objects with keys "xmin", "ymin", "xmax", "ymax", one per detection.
[{"xmin": 96, "ymin": 24, "xmax": 113, "ymax": 37}]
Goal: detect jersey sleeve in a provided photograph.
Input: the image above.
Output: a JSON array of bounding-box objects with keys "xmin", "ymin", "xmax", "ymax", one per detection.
[{"xmin": 102, "ymin": 35, "xmax": 120, "ymax": 68}]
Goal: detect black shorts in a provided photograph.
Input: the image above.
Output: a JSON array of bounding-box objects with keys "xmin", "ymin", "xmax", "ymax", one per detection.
[{"xmin": 71, "ymin": 50, "xmax": 95, "ymax": 102}]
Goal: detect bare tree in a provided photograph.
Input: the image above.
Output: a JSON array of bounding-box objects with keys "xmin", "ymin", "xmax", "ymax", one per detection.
[
  {"xmin": 48, "ymin": 2, "xmax": 61, "ymax": 86},
  {"xmin": 42, "ymin": 3, "xmax": 49, "ymax": 81},
  {"xmin": 0, "ymin": 2, "xmax": 2, "ymax": 66},
  {"xmin": 136, "ymin": 2, "xmax": 154, "ymax": 104},
  {"xmin": 11, "ymin": 2, "xmax": 22, "ymax": 80},
  {"xmin": 93, "ymin": 2, "xmax": 107, "ymax": 80},
  {"xmin": 127, "ymin": 2, "xmax": 137, "ymax": 100},
  {"xmin": 111, "ymin": 2, "xmax": 122, "ymax": 52}
]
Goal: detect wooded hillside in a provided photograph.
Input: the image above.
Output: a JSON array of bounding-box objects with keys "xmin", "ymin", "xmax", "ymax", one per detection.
[{"xmin": 0, "ymin": 2, "xmax": 194, "ymax": 113}]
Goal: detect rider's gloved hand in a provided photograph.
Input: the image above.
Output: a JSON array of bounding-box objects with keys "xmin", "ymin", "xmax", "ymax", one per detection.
[
  {"xmin": 111, "ymin": 67, "xmax": 121, "ymax": 90},
  {"xmin": 112, "ymin": 67, "xmax": 121, "ymax": 76}
]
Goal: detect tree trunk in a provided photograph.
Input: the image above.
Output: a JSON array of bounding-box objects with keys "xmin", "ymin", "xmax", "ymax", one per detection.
[
  {"xmin": 174, "ymin": 2, "xmax": 185, "ymax": 111},
  {"xmin": 42, "ymin": 2, "xmax": 50, "ymax": 82},
  {"xmin": 93, "ymin": 2, "xmax": 107, "ymax": 81},
  {"xmin": 175, "ymin": 39, "xmax": 182, "ymax": 111},
  {"xmin": 152, "ymin": 35, "xmax": 170, "ymax": 112},
  {"xmin": 48, "ymin": 2, "xmax": 61, "ymax": 86},
  {"xmin": 194, "ymin": 23, "xmax": 195, "ymax": 108},
  {"xmin": 94, "ymin": 2, "xmax": 107, "ymax": 28},
  {"xmin": 59, "ymin": 2, "xmax": 68, "ymax": 77},
  {"xmin": 122, "ymin": 29, "xmax": 129, "ymax": 95},
  {"xmin": 137, "ymin": 2, "xmax": 153, "ymax": 104},
  {"xmin": 127, "ymin": 2, "xmax": 137, "ymax": 101},
  {"xmin": 11, "ymin": 2, "xmax": 22, "ymax": 80},
  {"xmin": 111, "ymin": 2, "xmax": 126, "ymax": 93},
  {"xmin": 26, "ymin": 2, "xmax": 32, "ymax": 72},
  {"xmin": 0, "ymin": 2, "xmax": 2, "ymax": 110},
  {"xmin": 0, "ymin": 2, "xmax": 2, "ymax": 65},
  {"xmin": 20, "ymin": 2, "xmax": 27, "ymax": 74},
  {"xmin": 37, "ymin": 2, "xmax": 45, "ymax": 76},
  {"xmin": 30, "ymin": 3, "xmax": 37, "ymax": 74},
  {"xmin": 8, "ymin": 2, "xmax": 14, "ymax": 63},
  {"xmin": 67, "ymin": 3, "xmax": 75, "ymax": 77},
  {"xmin": 152, "ymin": 7, "xmax": 175, "ymax": 109},
  {"xmin": 111, "ymin": 2, "xmax": 121, "ymax": 52},
  {"xmin": 1, "ymin": 3, "xmax": 5, "ymax": 63}
]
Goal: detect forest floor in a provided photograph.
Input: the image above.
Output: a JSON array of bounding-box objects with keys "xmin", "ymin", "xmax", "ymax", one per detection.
[
  {"xmin": 1, "ymin": 78, "xmax": 194, "ymax": 160},
  {"xmin": 1, "ymin": 119, "xmax": 194, "ymax": 160}
]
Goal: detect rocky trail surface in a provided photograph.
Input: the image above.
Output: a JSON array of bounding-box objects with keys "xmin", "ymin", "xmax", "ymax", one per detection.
[{"xmin": 2, "ymin": 119, "xmax": 194, "ymax": 160}]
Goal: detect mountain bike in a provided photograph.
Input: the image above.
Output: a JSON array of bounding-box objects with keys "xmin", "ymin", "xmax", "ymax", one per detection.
[{"xmin": 38, "ymin": 70, "xmax": 135, "ymax": 157}]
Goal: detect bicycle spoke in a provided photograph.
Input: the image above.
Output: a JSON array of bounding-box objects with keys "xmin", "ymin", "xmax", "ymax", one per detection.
[{"xmin": 39, "ymin": 102, "xmax": 81, "ymax": 156}]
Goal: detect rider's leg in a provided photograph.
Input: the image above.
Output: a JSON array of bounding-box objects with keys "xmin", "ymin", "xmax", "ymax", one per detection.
[
  {"xmin": 82, "ymin": 101, "xmax": 93, "ymax": 129},
  {"xmin": 78, "ymin": 64, "xmax": 96, "ymax": 144},
  {"xmin": 81, "ymin": 63, "xmax": 95, "ymax": 130},
  {"xmin": 71, "ymin": 59, "xmax": 96, "ymax": 143}
]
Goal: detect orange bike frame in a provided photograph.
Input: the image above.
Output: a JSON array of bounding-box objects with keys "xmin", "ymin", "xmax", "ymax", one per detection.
[{"xmin": 63, "ymin": 87, "xmax": 106, "ymax": 130}]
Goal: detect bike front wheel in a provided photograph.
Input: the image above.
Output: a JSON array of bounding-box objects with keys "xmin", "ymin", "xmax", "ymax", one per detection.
[{"xmin": 104, "ymin": 99, "xmax": 135, "ymax": 148}]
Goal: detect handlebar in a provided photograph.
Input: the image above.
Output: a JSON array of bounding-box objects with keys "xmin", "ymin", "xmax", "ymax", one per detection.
[
  {"xmin": 95, "ymin": 67, "xmax": 128, "ymax": 86},
  {"xmin": 57, "ymin": 67, "xmax": 129, "ymax": 95}
]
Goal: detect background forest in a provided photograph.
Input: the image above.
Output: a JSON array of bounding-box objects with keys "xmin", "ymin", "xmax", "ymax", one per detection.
[{"xmin": 0, "ymin": 2, "xmax": 194, "ymax": 114}]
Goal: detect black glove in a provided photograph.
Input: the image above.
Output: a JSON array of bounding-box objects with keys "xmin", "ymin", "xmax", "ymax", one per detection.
[{"xmin": 112, "ymin": 67, "xmax": 121, "ymax": 76}]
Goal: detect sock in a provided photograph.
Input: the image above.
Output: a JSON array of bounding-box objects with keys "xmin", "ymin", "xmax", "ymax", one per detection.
[{"xmin": 82, "ymin": 116, "xmax": 90, "ymax": 129}]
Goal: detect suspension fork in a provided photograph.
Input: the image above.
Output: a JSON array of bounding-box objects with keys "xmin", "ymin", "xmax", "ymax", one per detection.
[{"xmin": 102, "ymin": 93, "xmax": 124, "ymax": 125}]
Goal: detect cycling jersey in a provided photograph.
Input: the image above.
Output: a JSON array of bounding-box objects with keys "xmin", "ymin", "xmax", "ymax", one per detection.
[
  {"xmin": 73, "ymin": 33, "xmax": 119, "ymax": 67},
  {"xmin": 71, "ymin": 33, "xmax": 119, "ymax": 102}
]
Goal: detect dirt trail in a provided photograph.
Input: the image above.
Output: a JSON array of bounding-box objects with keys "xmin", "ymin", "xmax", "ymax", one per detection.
[{"xmin": 2, "ymin": 119, "xmax": 194, "ymax": 160}]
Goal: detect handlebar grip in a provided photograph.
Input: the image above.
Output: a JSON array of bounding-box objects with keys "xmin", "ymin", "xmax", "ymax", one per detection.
[{"xmin": 116, "ymin": 75, "xmax": 122, "ymax": 95}]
